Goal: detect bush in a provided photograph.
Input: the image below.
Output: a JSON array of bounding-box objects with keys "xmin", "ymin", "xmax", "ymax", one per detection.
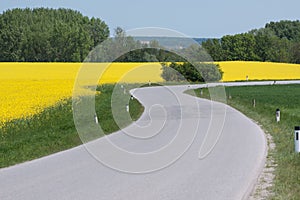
[{"xmin": 161, "ymin": 62, "xmax": 223, "ymax": 82}]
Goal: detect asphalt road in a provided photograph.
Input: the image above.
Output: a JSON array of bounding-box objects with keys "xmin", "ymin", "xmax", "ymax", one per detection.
[{"xmin": 0, "ymin": 83, "xmax": 271, "ymax": 200}]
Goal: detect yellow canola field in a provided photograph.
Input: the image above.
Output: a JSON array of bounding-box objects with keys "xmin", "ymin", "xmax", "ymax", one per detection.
[
  {"xmin": 217, "ymin": 61, "xmax": 300, "ymax": 82},
  {"xmin": 2, "ymin": 61, "xmax": 300, "ymax": 126},
  {"xmin": 0, "ymin": 62, "xmax": 163, "ymax": 126},
  {"xmin": 0, "ymin": 79, "xmax": 74, "ymax": 125}
]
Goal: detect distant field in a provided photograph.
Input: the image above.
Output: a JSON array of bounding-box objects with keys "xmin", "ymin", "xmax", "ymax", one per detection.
[
  {"xmin": 0, "ymin": 62, "xmax": 162, "ymax": 125},
  {"xmin": 217, "ymin": 61, "xmax": 300, "ymax": 82},
  {"xmin": 1, "ymin": 61, "xmax": 300, "ymax": 126}
]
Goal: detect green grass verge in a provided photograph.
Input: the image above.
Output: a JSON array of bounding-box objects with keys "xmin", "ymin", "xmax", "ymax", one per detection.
[
  {"xmin": 186, "ymin": 84, "xmax": 300, "ymax": 199},
  {"xmin": 0, "ymin": 83, "xmax": 144, "ymax": 168}
]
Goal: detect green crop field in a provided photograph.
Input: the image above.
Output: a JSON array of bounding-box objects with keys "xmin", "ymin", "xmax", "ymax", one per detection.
[{"xmin": 187, "ymin": 84, "xmax": 300, "ymax": 199}]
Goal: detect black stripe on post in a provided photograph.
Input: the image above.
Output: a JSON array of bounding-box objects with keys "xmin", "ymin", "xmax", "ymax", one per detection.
[
  {"xmin": 295, "ymin": 126, "xmax": 300, "ymax": 131},
  {"xmin": 297, "ymin": 132, "xmax": 299, "ymax": 141}
]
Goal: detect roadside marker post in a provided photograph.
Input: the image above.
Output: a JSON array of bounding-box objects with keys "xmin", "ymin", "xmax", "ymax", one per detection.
[
  {"xmin": 126, "ymin": 104, "xmax": 129, "ymax": 112},
  {"xmin": 295, "ymin": 127, "xmax": 300, "ymax": 153},
  {"xmin": 276, "ymin": 108, "xmax": 280, "ymax": 122},
  {"xmin": 252, "ymin": 99, "xmax": 256, "ymax": 108},
  {"xmin": 94, "ymin": 113, "xmax": 99, "ymax": 124}
]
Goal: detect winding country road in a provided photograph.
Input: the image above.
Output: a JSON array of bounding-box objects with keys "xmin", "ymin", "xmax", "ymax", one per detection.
[{"xmin": 0, "ymin": 82, "xmax": 281, "ymax": 200}]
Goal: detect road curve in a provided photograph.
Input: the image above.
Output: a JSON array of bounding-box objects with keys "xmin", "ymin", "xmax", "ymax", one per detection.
[{"xmin": 0, "ymin": 83, "xmax": 269, "ymax": 200}]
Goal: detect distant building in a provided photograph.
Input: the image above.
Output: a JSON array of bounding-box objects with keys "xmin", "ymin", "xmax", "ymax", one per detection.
[{"xmin": 140, "ymin": 40, "xmax": 150, "ymax": 45}]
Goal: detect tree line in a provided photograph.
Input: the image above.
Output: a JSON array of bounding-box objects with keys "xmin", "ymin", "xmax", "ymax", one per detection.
[
  {"xmin": 88, "ymin": 28, "xmax": 222, "ymax": 82},
  {"xmin": 87, "ymin": 27, "xmax": 212, "ymax": 62},
  {"xmin": 2, "ymin": 8, "xmax": 299, "ymax": 66},
  {"xmin": 202, "ymin": 20, "xmax": 300, "ymax": 64},
  {"xmin": 0, "ymin": 8, "xmax": 212, "ymax": 63}
]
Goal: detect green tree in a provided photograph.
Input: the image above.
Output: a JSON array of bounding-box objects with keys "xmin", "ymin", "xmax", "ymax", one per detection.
[
  {"xmin": 0, "ymin": 8, "xmax": 109, "ymax": 62},
  {"xmin": 266, "ymin": 20, "xmax": 300, "ymax": 41},
  {"xmin": 291, "ymin": 42, "xmax": 300, "ymax": 63},
  {"xmin": 202, "ymin": 39, "xmax": 223, "ymax": 61}
]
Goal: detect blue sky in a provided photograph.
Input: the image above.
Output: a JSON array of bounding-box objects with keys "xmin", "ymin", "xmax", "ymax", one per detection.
[{"xmin": 1, "ymin": 0, "xmax": 300, "ymax": 38}]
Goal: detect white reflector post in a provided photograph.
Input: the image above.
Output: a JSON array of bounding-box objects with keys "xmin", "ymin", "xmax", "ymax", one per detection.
[
  {"xmin": 276, "ymin": 108, "xmax": 280, "ymax": 122},
  {"xmin": 295, "ymin": 126, "xmax": 300, "ymax": 153},
  {"xmin": 94, "ymin": 113, "xmax": 99, "ymax": 124}
]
